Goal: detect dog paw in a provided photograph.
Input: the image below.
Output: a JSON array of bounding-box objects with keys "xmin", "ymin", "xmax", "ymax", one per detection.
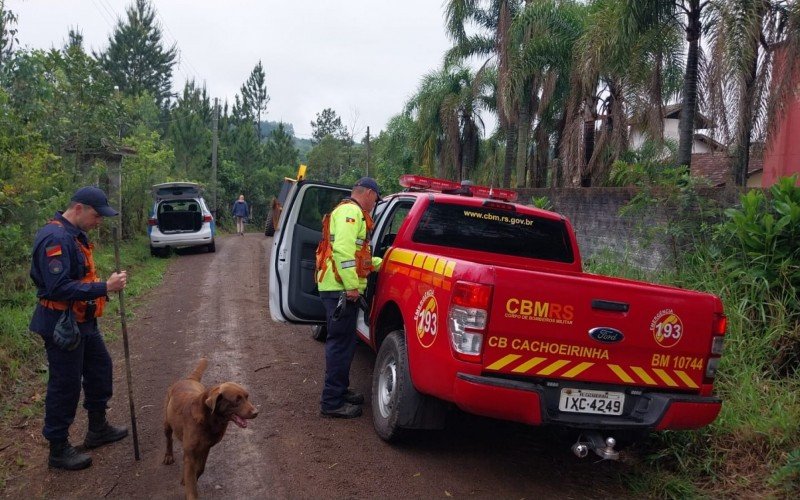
[{"xmin": 163, "ymin": 454, "xmax": 174, "ymax": 465}]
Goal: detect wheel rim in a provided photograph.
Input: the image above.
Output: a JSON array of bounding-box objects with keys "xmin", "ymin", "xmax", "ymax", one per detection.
[{"xmin": 377, "ymin": 354, "xmax": 397, "ymax": 419}]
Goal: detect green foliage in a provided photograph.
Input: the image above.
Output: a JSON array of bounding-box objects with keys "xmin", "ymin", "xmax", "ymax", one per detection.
[
  {"xmin": 530, "ymin": 196, "xmax": 552, "ymax": 210},
  {"xmin": 96, "ymin": 0, "xmax": 177, "ymax": 107},
  {"xmin": 717, "ymin": 176, "xmax": 800, "ymax": 311},
  {"xmin": 264, "ymin": 123, "xmax": 298, "ymax": 168},
  {"xmin": 241, "ymin": 60, "xmax": 269, "ymax": 139},
  {"xmin": 169, "ymin": 80, "xmax": 212, "ymax": 180},
  {"xmin": 610, "ymin": 143, "xmax": 718, "ymax": 270},
  {"xmin": 310, "ymin": 108, "xmax": 346, "ymax": 144}
]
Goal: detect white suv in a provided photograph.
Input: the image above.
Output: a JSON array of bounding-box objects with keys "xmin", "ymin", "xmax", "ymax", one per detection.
[{"xmin": 148, "ymin": 182, "xmax": 216, "ymax": 257}]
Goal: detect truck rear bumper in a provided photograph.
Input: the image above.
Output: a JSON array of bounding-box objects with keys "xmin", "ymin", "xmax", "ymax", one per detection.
[{"xmin": 454, "ymin": 373, "xmax": 721, "ymax": 431}]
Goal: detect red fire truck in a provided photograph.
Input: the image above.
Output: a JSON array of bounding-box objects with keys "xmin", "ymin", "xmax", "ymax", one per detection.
[{"xmin": 269, "ymin": 175, "xmax": 726, "ymax": 459}]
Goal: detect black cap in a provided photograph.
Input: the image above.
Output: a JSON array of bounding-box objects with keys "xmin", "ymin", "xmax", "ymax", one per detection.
[
  {"xmin": 354, "ymin": 177, "xmax": 381, "ymax": 200},
  {"xmin": 71, "ymin": 186, "xmax": 119, "ymax": 217}
]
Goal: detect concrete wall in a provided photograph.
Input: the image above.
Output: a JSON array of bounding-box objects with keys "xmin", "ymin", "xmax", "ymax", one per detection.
[{"xmin": 519, "ymin": 187, "xmax": 740, "ymax": 271}]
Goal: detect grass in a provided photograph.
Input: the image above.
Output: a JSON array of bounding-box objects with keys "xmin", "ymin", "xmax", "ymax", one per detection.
[
  {"xmin": 0, "ymin": 234, "xmax": 169, "ymax": 488},
  {"xmin": 585, "ymin": 250, "xmax": 800, "ymax": 498}
]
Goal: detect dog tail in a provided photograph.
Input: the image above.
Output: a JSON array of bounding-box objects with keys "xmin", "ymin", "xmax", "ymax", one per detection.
[{"xmin": 188, "ymin": 358, "xmax": 208, "ymax": 381}]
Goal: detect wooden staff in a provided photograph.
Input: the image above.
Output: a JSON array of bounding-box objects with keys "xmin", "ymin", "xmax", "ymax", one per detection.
[{"xmin": 112, "ymin": 227, "xmax": 140, "ymax": 460}]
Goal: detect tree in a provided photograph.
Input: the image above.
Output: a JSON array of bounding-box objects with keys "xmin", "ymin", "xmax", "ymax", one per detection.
[
  {"xmin": 445, "ymin": 0, "xmax": 523, "ymax": 187},
  {"xmin": 307, "ymin": 134, "xmax": 346, "ymax": 182},
  {"xmin": 97, "ymin": 0, "xmax": 177, "ymax": 107},
  {"xmin": 169, "ymin": 80, "xmax": 212, "ymax": 179},
  {"xmin": 264, "ymin": 123, "xmax": 298, "ymax": 167},
  {"xmin": 406, "ymin": 64, "xmax": 486, "ymax": 180},
  {"xmin": 0, "ymin": 0, "xmax": 17, "ymax": 74},
  {"xmin": 705, "ymin": 0, "xmax": 800, "ymax": 186},
  {"xmin": 310, "ymin": 108, "xmax": 346, "ymax": 144},
  {"xmin": 626, "ymin": 0, "xmax": 707, "ymax": 171},
  {"xmin": 241, "ymin": 60, "xmax": 269, "ymax": 139}
]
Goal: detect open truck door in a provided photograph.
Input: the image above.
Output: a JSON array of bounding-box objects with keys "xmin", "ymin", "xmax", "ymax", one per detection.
[{"xmin": 269, "ymin": 180, "xmax": 350, "ymax": 323}]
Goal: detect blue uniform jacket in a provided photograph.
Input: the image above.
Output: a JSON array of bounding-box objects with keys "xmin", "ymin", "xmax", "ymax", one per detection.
[
  {"xmin": 232, "ymin": 200, "xmax": 249, "ymax": 217},
  {"xmin": 29, "ymin": 212, "xmax": 108, "ymax": 334}
]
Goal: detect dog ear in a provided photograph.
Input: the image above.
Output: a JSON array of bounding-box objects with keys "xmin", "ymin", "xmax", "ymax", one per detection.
[{"xmin": 205, "ymin": 386, "xmax": 222, "ymax": 413}]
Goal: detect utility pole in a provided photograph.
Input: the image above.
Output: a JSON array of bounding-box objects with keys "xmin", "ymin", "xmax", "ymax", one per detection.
[
  {"xmin": 365, "ymin": 126, "xmax": 370, "ymax": 177},
  {"xmin": 211, "ymin": 98, "xmax": 219, "ymax": 218}
]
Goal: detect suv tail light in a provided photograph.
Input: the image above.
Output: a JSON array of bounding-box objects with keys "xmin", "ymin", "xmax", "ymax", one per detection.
[
  {"xmin": 448, "ymin": 281, "xmax": 493, "ymax": 363},
  {"xmin": 705, "ymin": 313, "xmax": 727, "ymax": 380},
  {"xmin": 148, "ymin": 217, "xmax": 157, "ymax": 226},
  {"xmin": 203, "ymin": 215, "xmax": 213, "ymax": 223}
]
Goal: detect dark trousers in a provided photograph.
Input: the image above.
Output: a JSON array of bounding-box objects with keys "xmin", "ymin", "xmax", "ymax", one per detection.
[
  {"xmin": 39, "ymin": 320, "xmax": 113, "ymax": 442},
  {"xmin": 320, "ymin": 293, "xmax": 358, "ymax": 411}
]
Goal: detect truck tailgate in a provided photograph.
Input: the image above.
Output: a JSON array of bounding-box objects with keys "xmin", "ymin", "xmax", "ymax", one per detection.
[{"xmin": 483, "ymin": 267, "xmax": 722, "ymax": 393}]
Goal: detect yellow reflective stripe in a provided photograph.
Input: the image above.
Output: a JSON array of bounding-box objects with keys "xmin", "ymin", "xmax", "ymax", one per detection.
[
  {"xmin": 674, "ymin": 370, "xmax": 699, "ymax": 389},
  {"xmin": 412, "ymin": 253, "xmax": 426, "ymax": 268},
  {"xmin": 609, "ymin": 364, "xmax": 635, "ymax": 383},
  {"xmin": 486, "ymin": 354, "xmax": 521, "ymax": 371},
  {"xmin": 434, "ymin": 259, "xmax": 446, "ymax": 275},
  {"xmin": 653, "ymin": 368, "xmax": 679, "ymax": 387},
  {"xmin": 423, "ymin": 255, "xmax": 437, "ymax": 271},
  {"xmin": 562, "ymin": 362, "xmax": 594, "ymax": 378},
  {"xmin": 537, "ymin": 359, "xmax": 570, "ymax": 376},
  {"xmin": 390, "ymin": 248, "xmax": 414, "ymax": 265},
  {"xmin": 444, "ymin": 261, "xmax": 456, "ymax": 277},
  {"xmin": 511, "ymin": 357, "xmax": 546, "ymax": 373},
  {"xmin": 631, "ymin": 366, "xmax": 658, "ymax": 385}
]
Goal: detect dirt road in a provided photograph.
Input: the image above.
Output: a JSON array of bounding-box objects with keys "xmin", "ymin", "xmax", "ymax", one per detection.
[{"xmin": 4, "ymin": 234, "xmax": 631, "ymax": 498}]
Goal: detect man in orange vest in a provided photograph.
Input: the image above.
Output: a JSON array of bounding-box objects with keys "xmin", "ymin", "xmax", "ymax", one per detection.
[
  {"xmin": 29, "ymin": 186, "xmax": 129, "ymax": 470},
  {"xmin": 316, "ymin": 177, "xmax": 382, "ymax": 418}
]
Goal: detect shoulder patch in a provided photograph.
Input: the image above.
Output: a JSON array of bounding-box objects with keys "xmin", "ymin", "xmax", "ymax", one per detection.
[
  {"xmin": 48, "ymin": 258, "xmax": 64, "ymax": 274},
  {"xmin": 45, "ymin": 244, "xmax": 62, "ymax": 257}
]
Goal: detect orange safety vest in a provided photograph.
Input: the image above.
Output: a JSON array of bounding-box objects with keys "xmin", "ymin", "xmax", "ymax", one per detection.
[
  {"xmin": 315, "ymin": 200, "xmax": 375, "ymax": 284},
  {"xmin": 38, "ymin": 220, "xmax": 106, "ymax": 322}
]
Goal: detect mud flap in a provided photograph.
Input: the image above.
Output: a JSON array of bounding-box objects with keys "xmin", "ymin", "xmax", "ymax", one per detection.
[{"xmin": 397, "ymin": 384, "xmax": 448, "ymax": 430}]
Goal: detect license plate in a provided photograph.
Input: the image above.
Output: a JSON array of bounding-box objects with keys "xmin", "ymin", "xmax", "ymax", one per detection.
[{"xmin": 558, "ymin": 388, "xmax": 624, "ymax": 415}]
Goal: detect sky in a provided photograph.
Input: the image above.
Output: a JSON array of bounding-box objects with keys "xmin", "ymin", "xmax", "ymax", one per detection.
[{"xmin": 7, "ymin": 0, "xmax": 455, "ymax": 139}]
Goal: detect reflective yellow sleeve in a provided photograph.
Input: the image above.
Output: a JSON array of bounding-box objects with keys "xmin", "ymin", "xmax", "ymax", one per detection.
[{"xmin": 330, "ymin": 204, "xmax": 362, "ymax": 290}]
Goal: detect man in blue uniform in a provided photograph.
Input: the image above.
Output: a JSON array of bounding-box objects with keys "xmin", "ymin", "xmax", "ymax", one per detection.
[
  {"xmin": 315, "ymin": 177, "xmax": 382, "ymax": 418},
  {"xmin": 29, "ymin": 186, "xmax": 129, "ymax": 470}
]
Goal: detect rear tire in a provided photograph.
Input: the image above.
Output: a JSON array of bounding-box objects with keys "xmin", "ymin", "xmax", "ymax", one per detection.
[
  {"xmin": 311, "ymin": 324, "xmax": 327, "ymax": 342},
  {"xmin": 372, "ymin": 330, "xmax": 414, "ymax": 442},
  {"xmin": 151, "ymin": 246, "xmax": 170, "ymax": 258},
  {"xmin": 264, "ymin": 210, "xmax": 275, "ymax": 236},
  {"xmin": 207, "ymin": 240, "xmax": 216, "ymax": 253}
]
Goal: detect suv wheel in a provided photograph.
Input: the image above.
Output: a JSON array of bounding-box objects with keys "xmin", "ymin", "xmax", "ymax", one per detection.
[
  {"xmin": 207, "ymin": 240, "xmax": 216, "ymax": 253},
  {"xmin": 372, "ymin": 330, "xmax": 416, "ymax": 442}
]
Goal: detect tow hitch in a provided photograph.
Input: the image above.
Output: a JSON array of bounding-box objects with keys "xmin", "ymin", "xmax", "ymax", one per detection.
[{"xmin": 571, "ymin": 432, "xmax": 619, "ymax": 460}]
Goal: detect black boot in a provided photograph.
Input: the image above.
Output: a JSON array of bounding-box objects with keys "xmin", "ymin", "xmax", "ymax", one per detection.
[
  {"xmin": 49, "ymin": 440, "xmax": 92, "ymax": 470},
  {"xmin": 83, "ymin": 411, "xmax": 128, "ymax": 449}
]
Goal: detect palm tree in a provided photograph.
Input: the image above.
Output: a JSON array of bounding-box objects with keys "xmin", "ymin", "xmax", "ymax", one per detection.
[
  {"xmin": 445, "ymin": 0, "xmax": 523, "ymax": 187},
  {"xmin": 626, "ymin": 0, "xmax": 707, "ymax": 171},
  {"xmin": 560, "ymin": 0, "xmax": 683, "ymax": 186},
  {"xmin": 406, "ymin": 64, "xmax": 487, "ymax": 180},
  {"xmin": 509, "ymin": 0, "xmax": 587, "ymax": 187},
  {"xmin": 705, "ymin": 0, "xmax": 800, "ymax": 186}
]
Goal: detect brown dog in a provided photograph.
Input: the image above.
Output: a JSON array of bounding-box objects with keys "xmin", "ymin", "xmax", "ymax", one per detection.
[{"xmin": 163, "ymin": 358, "xmax": 258, "ymax": 499}]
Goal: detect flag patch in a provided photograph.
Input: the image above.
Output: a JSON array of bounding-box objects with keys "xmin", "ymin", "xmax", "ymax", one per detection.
[
  {"xmin": 345, "ymin": 217, "xmax": 355, "ymax": 223},
  {"xmin": 45, "ymin": 245, "xmax": 62, "ymax": 257}
]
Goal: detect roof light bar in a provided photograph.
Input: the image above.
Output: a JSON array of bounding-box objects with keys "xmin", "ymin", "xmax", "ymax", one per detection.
[{"xmin": 399, "ymin": 175, "xmax": 518, "ymax": 202}]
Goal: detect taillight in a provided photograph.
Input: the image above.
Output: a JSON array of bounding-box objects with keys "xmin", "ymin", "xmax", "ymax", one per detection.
[
  {"xmin": 448, "ymin": 281, "xmax": 492, "ymax": 362},
  {"xmin": 203, "ymin": 215, "xmax": 213, "ymax": 223},
  {"xmin": 148, "ymin": 217, "xmax": 157, "ymax": 226},
  {"xmin": 706, "ymin": 313, "xmax": 727, "ymax": 380}
]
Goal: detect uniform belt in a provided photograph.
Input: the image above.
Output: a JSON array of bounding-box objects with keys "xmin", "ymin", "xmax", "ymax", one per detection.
[{"xmin": 39, "ymin": 298, "xmax": 69, "ymax": 311}]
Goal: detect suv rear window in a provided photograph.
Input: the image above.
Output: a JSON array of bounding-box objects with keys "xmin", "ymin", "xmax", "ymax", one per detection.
[{"xmin": 412, "ymin": 202, "xmax": 574, "ymax": 263}]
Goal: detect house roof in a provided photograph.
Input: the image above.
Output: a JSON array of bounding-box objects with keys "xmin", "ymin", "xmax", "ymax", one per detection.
[
  {"xmin": 663, "ymin": 103, "xmax": 715, "ymax": 129},
  {"xmin": 693, "ymin": 133, "xmax": 726, "ymax": 152},
  {"xmin": 691, "ymin": 150, "xmax": 764, "ymax": 186}
]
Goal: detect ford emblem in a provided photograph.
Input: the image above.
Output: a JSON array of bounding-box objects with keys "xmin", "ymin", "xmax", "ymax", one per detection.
[{"xmin": 589, "ymin": 327, "xmax": 624, "ymax": 343}]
